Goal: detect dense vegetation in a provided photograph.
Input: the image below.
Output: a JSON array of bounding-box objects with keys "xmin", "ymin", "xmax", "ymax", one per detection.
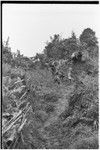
[{"xmin": 2, "ymin": 28, "xmax": 99, "ymax": 149}]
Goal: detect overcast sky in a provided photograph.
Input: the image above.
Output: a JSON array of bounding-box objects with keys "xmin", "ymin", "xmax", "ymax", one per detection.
[{"xmin": 3, "ymin": 4, "xmax": 99, "ymax": 57}]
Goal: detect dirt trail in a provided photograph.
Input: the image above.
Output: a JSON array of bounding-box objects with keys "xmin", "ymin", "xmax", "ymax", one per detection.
[{"xmin": 44, "ymin": 84, "xmax": 75, "ymax": 127}]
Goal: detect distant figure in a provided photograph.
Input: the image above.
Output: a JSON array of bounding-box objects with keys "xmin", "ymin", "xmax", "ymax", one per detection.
[
  {"xmin": 71, "ymin": 51, "xmax": 82, "ymax": 63},
  {"xmin": 68, "ymin": 67, "xmax": 72, "ymax": 81},
  {"xmin": 49, "ymin": 61, "xmax": 57, "ymax": 76},
  {"xmin": 54, "ymin": 74, "xmax": 60, "ymax": 84},
  {"xmin": 20, "ymin": 74, "xmax": 26, "ymax": 85},
  {"xmin": 68, "ymin": 51, "xmax": 83, "ymax": 82},
  {"xmin": 93, "ymin": 120, "xmax": 98, "ymax": 131}
]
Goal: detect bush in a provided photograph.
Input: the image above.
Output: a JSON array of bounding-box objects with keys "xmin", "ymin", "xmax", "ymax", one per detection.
[{"xmin": 80, "ymin": 28, "xmax": 98, "ymax": 47}]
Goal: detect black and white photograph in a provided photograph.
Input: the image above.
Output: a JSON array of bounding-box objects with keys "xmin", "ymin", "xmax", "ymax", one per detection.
[{"xmin": 1, "ymin": 1, "xmax": 99, "ymax": 149}]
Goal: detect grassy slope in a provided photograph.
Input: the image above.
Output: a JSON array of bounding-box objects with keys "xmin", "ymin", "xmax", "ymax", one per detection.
[{"xmin": 2, "ymin": 50, "xmax": 99, "ymax": 149}]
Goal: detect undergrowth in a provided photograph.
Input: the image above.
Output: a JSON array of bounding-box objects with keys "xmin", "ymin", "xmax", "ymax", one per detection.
[{"xmin": 2, "ymin": 28, "xmax": 99, "ymax": 149}]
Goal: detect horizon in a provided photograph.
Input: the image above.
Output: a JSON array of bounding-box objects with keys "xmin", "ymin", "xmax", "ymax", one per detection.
[{"xmin": 3, "ymin": 4, "xmax": 99, "ymax": 57}]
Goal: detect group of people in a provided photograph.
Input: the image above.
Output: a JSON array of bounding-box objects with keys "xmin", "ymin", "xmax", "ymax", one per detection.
[
  {"xmin": 48, "ymin": 51, "xmax": 84, "ymax": 84},
  {"xmin": 48, "ymin": 59, "xmax": 66, "ymax": 84}
]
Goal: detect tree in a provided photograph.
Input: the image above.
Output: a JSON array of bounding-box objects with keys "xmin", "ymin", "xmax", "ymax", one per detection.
[
  {"xmin": 61, "ymin": 32, "xmax": 80, "ymax": 59},
  {"xmin": 2, "ymin": 37, "xmax": 13, "ymax": 64},
  {"xmin": 44, "ymin": 34, "xmax": 62, "ymax": 60},
  {"xmin": 79, "ymin": 28, "xmax": 98, "ymax": 47}
]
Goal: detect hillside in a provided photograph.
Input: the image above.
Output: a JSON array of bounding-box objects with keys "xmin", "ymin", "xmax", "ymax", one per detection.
[{"xmin": 2, "ymin": 28, "xmax": 99, "ymax": 149}]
